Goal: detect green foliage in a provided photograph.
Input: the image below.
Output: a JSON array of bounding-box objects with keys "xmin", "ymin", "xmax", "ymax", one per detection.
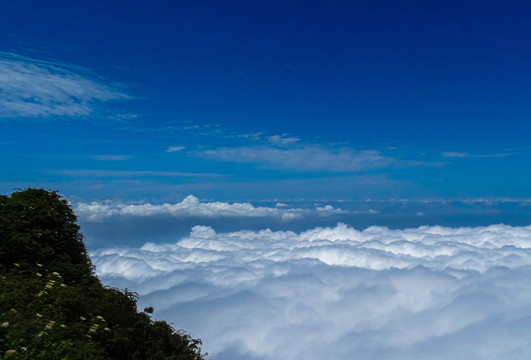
[
  {"xmin": 0, "ymin": 189, "xmax": 206, "ymax": 360},
  {"xmin": 0, "ymin": 189, "xmax": 93, "ymax": 285}
]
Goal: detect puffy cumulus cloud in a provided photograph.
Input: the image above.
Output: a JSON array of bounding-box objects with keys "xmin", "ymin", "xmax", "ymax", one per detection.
[
  {"xmin": 91, "ymin": 223, "xmax": 531, "ymax": 360},
  {"xmin": 75, "ymin": 196, "xmax": 346, "ymax": 222},
  {"xmin": 0, "ymin": 52, "xmax": 131, "ymax": 118}
]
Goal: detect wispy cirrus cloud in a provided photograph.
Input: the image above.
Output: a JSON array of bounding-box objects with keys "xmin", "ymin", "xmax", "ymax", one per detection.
[
  {"xmin": 0, "ymin": 52, "xmax": 132, "ymax": 119},
  {"xmin": 267, "ymin": 134, "xmax": 300, "ymax": 146},
  {"xmin": 442, "ymin": 151, "xmax": 512, "ymax": 158},
  {"xmin": 166, "ymin": 146, "xmax": 185, "ymax": 152},
  {"xmin": 91, "ymin": 155, "xmax": 132, "ymax": 161},
  {"xmin": 442, "ymin": 151, "xmax": 468, "ymax": 158},
  {"xmin": 55, "ymin": 169, "xmax": 219, "ymax": 178},
  {"xmin": 198, "ymin": 145, "xmax": 393, "ymax": 172}
]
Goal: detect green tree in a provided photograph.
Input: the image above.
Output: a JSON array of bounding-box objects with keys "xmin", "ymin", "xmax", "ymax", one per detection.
[{"xmin": 0, "ymin": 189, "xmax": 206, "ymax": 360}]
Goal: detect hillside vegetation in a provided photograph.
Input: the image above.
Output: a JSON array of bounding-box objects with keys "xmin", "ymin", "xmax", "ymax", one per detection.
[{"xmin": 0, "ymin": 188, "xmax": 206, "ymax": 360}]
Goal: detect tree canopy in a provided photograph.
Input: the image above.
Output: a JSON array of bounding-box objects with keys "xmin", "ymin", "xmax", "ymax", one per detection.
[{"xmin": 0, "ymin": 189, "xmax": 206, "ymax": 359}]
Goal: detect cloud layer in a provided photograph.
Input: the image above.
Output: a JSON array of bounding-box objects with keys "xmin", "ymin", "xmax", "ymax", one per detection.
[
  {"xmin": 75, "ymin": 196, "xmax": 346, "ymax": 222},
  {"xmin": 198, "ymin": 145, "xmax": 392, "ymax": 172},
  {"xmin": 0, "ymin": 52, "xmax": 130, "ymax": 118},
  {"xmin": 91, "ymin": 223, "xmax": 531, "ymax": 360}
]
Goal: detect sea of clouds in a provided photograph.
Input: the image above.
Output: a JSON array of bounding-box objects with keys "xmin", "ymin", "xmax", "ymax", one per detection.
[{"xmin": 90, "ymin": 222, "xmax": 531, "ymax": 360}]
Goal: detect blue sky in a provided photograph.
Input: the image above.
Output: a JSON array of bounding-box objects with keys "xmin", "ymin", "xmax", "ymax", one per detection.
[
  {"xmin": 2, "ymin": 1, "xmax": 531, "ymax": 226},
  {"xmin": 5, "ymin": 3, "xmax": 531, "ymax": 359}
]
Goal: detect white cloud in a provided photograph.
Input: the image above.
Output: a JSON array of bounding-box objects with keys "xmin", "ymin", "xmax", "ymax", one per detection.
[
  {"xmin": 442, "ymin": 151, "xmax": 512, "ymax": 159},
  {"xmin": 199, "ymin": 145, "xmax": 392, "ymax": 172},
  {"xmin": 57, "ymin": 169, "xmax": 218, "ymax": 178},
  {"xmin": 442, "ymin": 151, "xmax": 469, "ymax": 158},
  {"xmin": 75, "ymin": 196, "xmax": 346, "ymax": 222},
  {"xmin": 267, "ymin": 134, "xmax": 300, "ymax": 146},
  {"xmin": 0, "ymin": 52, "xmax": 131, "ymax": 118},
  {"xmin": 91, "ymin": 223, "xmax": 531, "ymax": 360},
  {"xmin": 91, "ymin": 155, "xmax": 132, "ymax": 161},
  {"xmin": 166, "ymin": 146, "xmax": 185, "ymax": 152}
]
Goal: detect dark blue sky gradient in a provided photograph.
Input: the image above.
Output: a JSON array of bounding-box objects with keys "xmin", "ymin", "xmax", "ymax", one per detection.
[
  {"xmin": 4, "ymin": 1, "xmax": 531, "ymax": 143},
  {"xmin": 1, "ymin": 1, "xmax": 531, "ymax": 224}
]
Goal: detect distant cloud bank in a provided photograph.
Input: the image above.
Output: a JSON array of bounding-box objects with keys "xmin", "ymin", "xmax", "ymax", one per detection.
[
  {"xmin": 91, "ymin": 223, "xmax": 531, "ymax": 360},
  {"xmin": 75, "ymin": 196, "xmax": 346, "ymax": 222}
]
